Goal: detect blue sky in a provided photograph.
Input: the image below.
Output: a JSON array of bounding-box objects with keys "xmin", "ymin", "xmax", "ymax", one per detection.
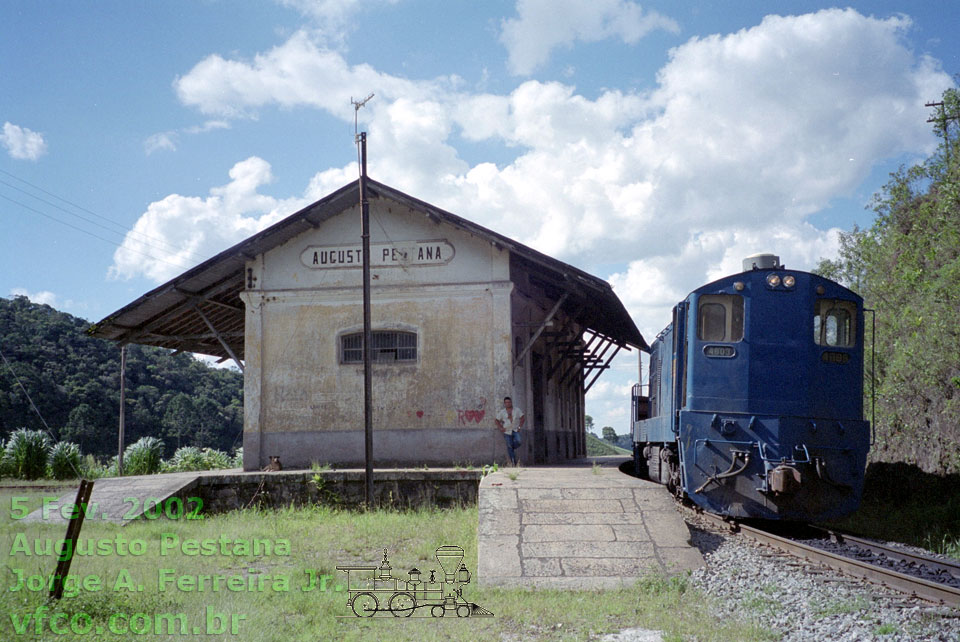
[{"xmin": 1, "ymin": 1, "xmax": 956, "ymax": 433}]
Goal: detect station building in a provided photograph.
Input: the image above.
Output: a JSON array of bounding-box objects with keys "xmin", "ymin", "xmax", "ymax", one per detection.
[{"xmin": 91, "ymin": 179, "xmax": 647, "ymax": 470}]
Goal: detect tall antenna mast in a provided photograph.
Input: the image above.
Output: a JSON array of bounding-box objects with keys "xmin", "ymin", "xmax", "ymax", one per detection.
[
  {"xmin": 352, "ymin": 94, "xmax": 374, "ymax": 149},
  {"xmin": 352, "ymin": 93, "xmax": 375, "ymax": 508}
]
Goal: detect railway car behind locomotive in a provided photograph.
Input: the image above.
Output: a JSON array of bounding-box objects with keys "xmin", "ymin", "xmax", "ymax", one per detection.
[{"xmin": 631, "ymin": 254, "xmax": 870, "ymax": 521}]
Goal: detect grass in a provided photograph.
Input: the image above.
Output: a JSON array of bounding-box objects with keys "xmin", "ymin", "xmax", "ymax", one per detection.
[
  {"xmin": 812, "ymin": 595, "xmax": 870, "ymax": 619},
  {"xmin": 585, "ymin": 433, "xmax": 632, "ymax": 456},
  {"xmin": 0, "ymin": 488, "xmax": 769, "ymax": 642},
  {"xmin": 0, "ymin": 479, "xmax": 77, "ymax": 489}
]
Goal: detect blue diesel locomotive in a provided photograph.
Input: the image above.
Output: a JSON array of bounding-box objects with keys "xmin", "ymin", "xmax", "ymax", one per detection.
[{"xmin": 631, "ymin": 254, "xmax": 870, "ymax": 521}]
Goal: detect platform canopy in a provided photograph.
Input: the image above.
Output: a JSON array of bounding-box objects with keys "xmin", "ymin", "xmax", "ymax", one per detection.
[{"xmin": 88, "ymin": 179, "xmax": 648, "ymax": 366}]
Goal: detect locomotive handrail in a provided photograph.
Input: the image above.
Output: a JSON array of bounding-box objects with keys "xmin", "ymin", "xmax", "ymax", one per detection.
[
  {"xmin": 757, "ymin": 442, "xmax": 810, "ymax": 464},
  {"xmin": 804, "ymin": 443, "xmax": 854, "ymax": 453},
  {"xmin": 865, "ymin": 308, "xmax": 876, "ymax": 445},
  {"xmin": 692, "ymin": 439, "xmax": 757, "ymax": 464}
]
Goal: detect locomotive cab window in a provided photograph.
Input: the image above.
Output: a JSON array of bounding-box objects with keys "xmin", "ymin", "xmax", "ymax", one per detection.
[
  {"xmin": 697, "ymin": 295, "xmax": 744, "ymax": 342},
  {"xmin": 814, "ymin": 300, "xmax": 856, "ymax": 347},
  {"xmin": 341, "ymin": 331, "xmax": 417, "ymax": 363}
]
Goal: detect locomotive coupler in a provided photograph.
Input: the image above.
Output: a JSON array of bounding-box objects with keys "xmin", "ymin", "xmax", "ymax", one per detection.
[
  {"xmin": 758, "ymin": 443, "xmax": 811, "ymax": 495},
  {"xmin": 768, "ymin": 464, "xmax": 802, "ymax": 495}
]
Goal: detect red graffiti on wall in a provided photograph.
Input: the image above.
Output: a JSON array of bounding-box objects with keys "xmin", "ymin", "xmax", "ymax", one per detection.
[
  {"xmin": 457, "ymin": 409, "xmax": 486, "ymax": 424},
  {"xmin": 457, "ymin": 398, "xmax": 488, "ymax": 425}
]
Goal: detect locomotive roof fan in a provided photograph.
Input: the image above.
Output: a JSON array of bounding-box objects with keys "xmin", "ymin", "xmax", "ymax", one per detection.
[{"xmin": 743, "ymin": 253, "xmax": 781, "ymax": 271}]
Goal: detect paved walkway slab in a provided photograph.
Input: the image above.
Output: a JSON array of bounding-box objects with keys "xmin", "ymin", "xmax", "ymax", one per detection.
[
  {"xmin": 21, "ymin": 471, "xmax": 210, "ymax": 525},
  {"xmin": 478, "ymin": 459, "xmax": 703, "ymax": 588}
]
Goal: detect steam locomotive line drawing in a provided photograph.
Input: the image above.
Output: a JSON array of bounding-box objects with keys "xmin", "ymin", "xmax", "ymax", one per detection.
[
  {"xmin": 336, "ymin": 546, "xmax": 493, "ymax": 618},
  {"xmin": 630, "ymin": 253, "xmax": 872, "ymax": 521}
]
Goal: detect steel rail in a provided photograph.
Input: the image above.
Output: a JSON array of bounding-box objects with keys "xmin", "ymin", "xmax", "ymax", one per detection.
[
  {"xmin": 695, "ymin": 511, "xmax": 960, "ymax": 607},
  {"xmin": 810, "ymin": 526, "xmax": 960, "ymax": 581}
]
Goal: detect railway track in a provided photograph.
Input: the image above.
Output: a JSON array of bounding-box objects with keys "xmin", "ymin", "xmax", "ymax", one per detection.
[{"xmin": 694, "ymin": 509, "xmax": 960, "ymax": 607}]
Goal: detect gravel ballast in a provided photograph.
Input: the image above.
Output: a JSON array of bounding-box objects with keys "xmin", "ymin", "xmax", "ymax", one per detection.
[{"xmin": 686, "ymin": 519, "xmax": 960, "ymax": 641}]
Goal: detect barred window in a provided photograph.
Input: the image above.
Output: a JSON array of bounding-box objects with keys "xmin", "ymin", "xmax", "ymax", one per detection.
[{"xmin": 341, "ymin": 331, "xmax": 417, "ymax": 363}]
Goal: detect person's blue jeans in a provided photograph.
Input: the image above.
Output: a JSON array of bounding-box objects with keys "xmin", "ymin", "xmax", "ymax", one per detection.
[{"xmin": 503, "ymin": 431, "xmax": 522, "ymax": 465}]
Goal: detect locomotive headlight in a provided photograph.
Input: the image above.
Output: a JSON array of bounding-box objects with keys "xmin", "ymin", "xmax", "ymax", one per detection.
[
  {"xmin": 783, "ymin": 275, "xmax": 796, "ymax": 288},
  {"xmin": 734, "ymin": 281, "xmax": 744, "ymax": 291},
  {"xmin": 766, "ymin": 274, "xmax": 781, "ymax": 287}
]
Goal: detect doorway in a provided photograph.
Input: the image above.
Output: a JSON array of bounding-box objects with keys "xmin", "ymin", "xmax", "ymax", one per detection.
[{"xmin": 531, "ymin": 351, "xmax": 546, "ymax": 464}]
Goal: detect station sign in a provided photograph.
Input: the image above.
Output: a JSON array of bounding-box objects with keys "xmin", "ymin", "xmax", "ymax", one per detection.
[{"xmin": 301, "ymin": 240, "xmax": 455, "ymax": 269}]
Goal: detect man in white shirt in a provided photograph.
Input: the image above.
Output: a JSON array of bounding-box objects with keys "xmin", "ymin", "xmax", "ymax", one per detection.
[{"xmin": 495, "ymin": 396, "xmax": 525, "ymax": 466}]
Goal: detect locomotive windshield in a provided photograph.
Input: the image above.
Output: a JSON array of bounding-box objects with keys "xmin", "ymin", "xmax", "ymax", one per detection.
[
  {"xmin": 814, "ymin": 299, "xmax": 857, "ymax": 347},
  {"xmin": 697, "ymin": 295, "xmax": 744, "ymax": 342}
]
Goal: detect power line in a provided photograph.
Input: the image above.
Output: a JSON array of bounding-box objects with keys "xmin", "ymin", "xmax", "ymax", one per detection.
[
  {"xmin": 0, "ymin": 168, "xmax": 211, "ymax": 264},
  {"xmin": 0, "ymin": 193, "xmax": 194, "ymax": 272},
  {"xmin": 0, "ymin": 345, "xmax": 85, "ymax": 480}
]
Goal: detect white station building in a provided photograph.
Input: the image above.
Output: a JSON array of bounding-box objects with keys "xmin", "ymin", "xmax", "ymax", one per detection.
[{"xmin": 92, "ymin": 179, "xmax": 647, "ymax": 470}]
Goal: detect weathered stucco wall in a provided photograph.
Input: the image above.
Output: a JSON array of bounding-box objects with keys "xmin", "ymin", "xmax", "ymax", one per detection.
[{"xmin": 241, "ymin": 196, "xmax": 514, "ymax": 470}]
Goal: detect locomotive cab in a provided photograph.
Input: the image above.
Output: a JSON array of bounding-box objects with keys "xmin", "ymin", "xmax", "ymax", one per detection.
[{"xmin": 633, "ymin": 254, "xmax": 870, "ymax": 521}]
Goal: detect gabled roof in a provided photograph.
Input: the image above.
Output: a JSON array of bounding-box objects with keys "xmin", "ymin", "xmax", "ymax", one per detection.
[{"xmin": 88, "ymin": 179, "xmax": 647, "ymax": 360}]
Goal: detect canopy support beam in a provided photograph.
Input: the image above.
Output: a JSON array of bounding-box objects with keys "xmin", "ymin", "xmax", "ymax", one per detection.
[
  {"xmin": 193, "ymin": 305, "xmax": 244, "ymax": 372},
  {"xmin": 514, "ymin": 293, "xmax": 568, "ymax": 370}
]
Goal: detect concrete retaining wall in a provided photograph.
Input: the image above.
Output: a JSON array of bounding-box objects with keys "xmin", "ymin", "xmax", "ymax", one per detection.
[{"xmin": 182, "ymin": 469, "xmax": 483, "ymax": 513}]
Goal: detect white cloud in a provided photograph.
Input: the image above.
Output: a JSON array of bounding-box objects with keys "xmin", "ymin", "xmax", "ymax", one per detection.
[
  {"xmin": 145, "ymin": 131, "xmax": 178, "ymax": 154},
  {"xmin": 8, "ymin": 288, "xmax": 88, "ymax": 316},
  {"xmin": 145, "ymin": 120, "xmax": 231, "ymax": 155},
  {"xmin": 144, "ymin": 8, "xmax": 949, "ymax": 342},
  {"xmin": 1, "ymin": 122, "xmax": 47, "ymax": 160},
  {"xmin": 173, "ymin": 30, "xmax": 441, "ymax": 119},
  {"xmin": 110, "ymin": 157, "xmax": 311, "ymax": 282},
  {"xmin": 10, "ymin": 288, "xmax": 59, "ymax": 307},
  {"xmin": 585, "ymin": 353, "xmax": 640, "ymax": 434},
  {"xmin": 185, "ymin": 120, "xmax": 230, "ymax": 134},
  {"xmin": 500, "ymin": 0, "xmax": 680, "ymax": 75},
  {"xmin": 276, "ymin": 0, "xmax": 400, "ymax": 39},
  {"xmin": 192, "ymin": 353, "xmax": 242, "ymax": 371}
]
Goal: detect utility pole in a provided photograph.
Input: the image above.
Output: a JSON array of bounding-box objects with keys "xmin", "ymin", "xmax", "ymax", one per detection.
[
  {"xmin": 926, "ymin": 99, "xmax": 960, "ymax": 147},
  {"xmin": 118, "ymin": 345, "xmax": 126, "ymax": 475},
  {"xmin": 353, "ymin": 94, "xmax": 375, "ymax": 507}
]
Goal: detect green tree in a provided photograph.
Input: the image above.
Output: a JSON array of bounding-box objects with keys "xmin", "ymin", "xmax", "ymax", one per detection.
[
  {"xmin": 602, "ymin": 426, "xmax": 617, "ymax": 442},
  {"xmin": 62, "ymin": 403, "xmax": 110, "ymax": 455},
  {"xmin": 818, "ymin": 86, "xmax": 960, "ymax": 474},
  {"xmin": 163, "ymin": 393, "xmax": 198, "ymax": 451},
  {"xmin": 0, "ymin": 296, "xmax": 243, "ymax": 460}
]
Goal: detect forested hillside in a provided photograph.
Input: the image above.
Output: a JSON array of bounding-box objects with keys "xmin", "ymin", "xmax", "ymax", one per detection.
[
  {"xmin": 0, "ymin": 295, "xmax": 243, "ymax": 460},
  {"xmin": 819, "ymin": 87, "xmax": 960, "ymax": 475}
]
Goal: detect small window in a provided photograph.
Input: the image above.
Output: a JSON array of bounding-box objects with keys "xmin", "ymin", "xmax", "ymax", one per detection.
[
  {"xmin": 341, "ymin": 331, "xmax": 417, "ymax": 363},
  {"xmin": 814, "ymin": 300, "xmax": 856, "ymax": 347},
  {"xmin": 697, "ymin": 295, "xmax": 744, "ymax": 342}
]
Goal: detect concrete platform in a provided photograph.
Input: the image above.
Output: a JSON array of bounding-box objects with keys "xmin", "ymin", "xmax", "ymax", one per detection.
[
  {"xmin": 20, "ymin": 466, "xmax": 482, "ymax": 524},
  {"xmin": 21, "ymin": 470, "xmax": 214, "ymax": 525},
  {"xmin": 477, "ymin": 458, "xmax": 703, "ymax": 588}
]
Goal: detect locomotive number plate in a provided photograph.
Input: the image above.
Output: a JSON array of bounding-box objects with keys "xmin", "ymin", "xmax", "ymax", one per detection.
[
  {"xmin": 703, "ymin": 345, "xmax": 736, "ymax": 358},
  {"xmin": 820, "ymin": 351, "xmax": 850, "ymax": 364}
]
